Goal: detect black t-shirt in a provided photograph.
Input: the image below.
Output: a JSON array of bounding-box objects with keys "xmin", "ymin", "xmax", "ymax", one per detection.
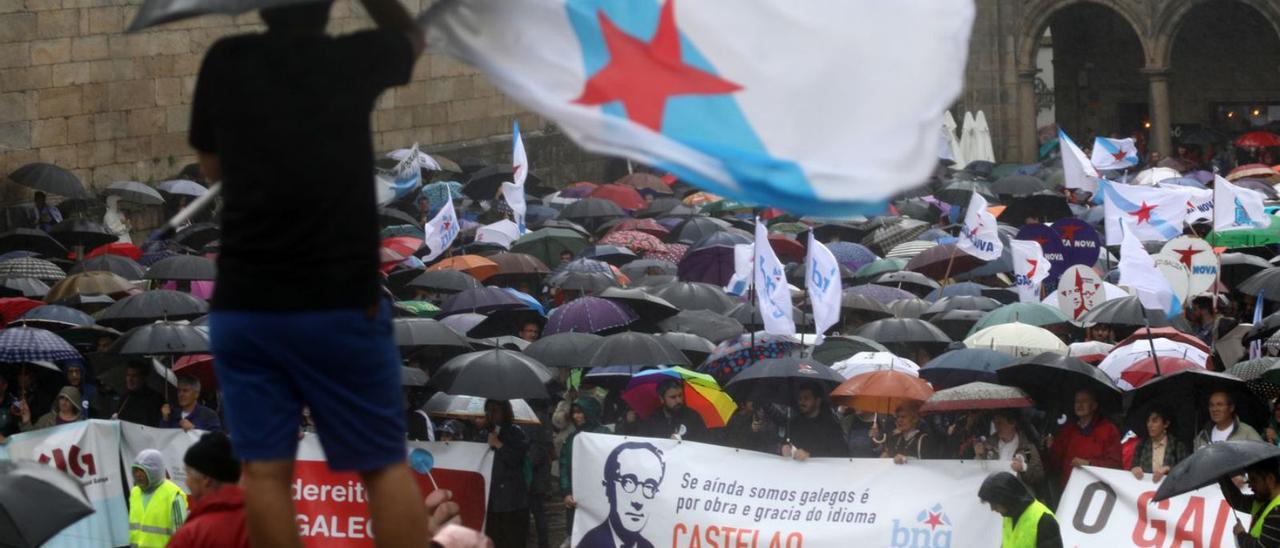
[{"xmin": 189, "ymin": 30, "xmax": 414, "ymax": 311}]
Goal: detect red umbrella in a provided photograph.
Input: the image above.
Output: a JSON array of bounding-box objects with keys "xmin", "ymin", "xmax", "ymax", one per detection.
[
  {"xmin": 174, "ymin": 353, "xmax": 218, "ymax": 391},
  {"xmin": 559, "ymin": 181, "xmax": 598, "ymax": 199},
  {"xmin": 1115, "ymin": 327, "xmax": 1210, "ymax": 354},
  {"xmin": 1228, "ymin": 163, "xmax": 1280, "ymax": 182},
  {"xmin": 606, "ymin": 218, "xmax": 669, "ymax": 239},
  {"xmin": 86, "ymin": 242, "xmax": 142, "ymax": 261},
  {"xmin": 380, "ymin": 236, "xmax": 423, "ymax": 272},
  {"xmin": 768, "ymin": 234, "xmax": 806, "ymax": 263},
  {"xmin": 600, "ymin": 230, "xmax": 663, "ymax": 253},
  {"xmin": 1235, "ymin": 131, "xmax": 1280, "ymax": 149},
  {"xmin": 614, "ymin": 173, "xmax": 673, "ymax": 196},
  {"xmin": 0, "ymin": 297, "xmax": 44, "ymax": 326},
  {"xmin": 1125, "ymin": 357, "xmax": 1203, "ymax": 390},
  {"xmin": 589, "ymin": 184, "xmax": 647, "ymax": 210},
  {"xmin": 830, "ymin": 370, "xmax": 934, "ymax": 414}
]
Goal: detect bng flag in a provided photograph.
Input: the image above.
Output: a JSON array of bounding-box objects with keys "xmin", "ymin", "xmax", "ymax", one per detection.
[
  {"xmin": 423, "ymin": 0, "xmax": 976, "ymax": 217},
  {"xmin": 1010, "ymin": 239, "xmax": 1049, "ymax": 303},
  {"xmin": 805, "ymin": 232, "xmax": 841, "ymax": 345},
  {"xmin": 754, "ymin": 219, "xmax": 794, "ymax": 337},
  {"xmin": 423, "ymin": 198, "xmax": 460, "ymax": 262},
  {"xmin": 958, "ymin": 192, "xmax": 1002, "ymax": 261}
]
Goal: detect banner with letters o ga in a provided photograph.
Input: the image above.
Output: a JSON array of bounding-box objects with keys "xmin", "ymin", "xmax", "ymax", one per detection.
[{"xmin": 570, "ymin": 433, "xmax": 1001, "ymax": 547}]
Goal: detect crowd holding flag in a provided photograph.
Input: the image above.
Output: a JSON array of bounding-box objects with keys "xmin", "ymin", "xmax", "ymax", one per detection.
[{"xmin": 1118, "ymin": 220, "xmax": 1180, "ymax": 317}]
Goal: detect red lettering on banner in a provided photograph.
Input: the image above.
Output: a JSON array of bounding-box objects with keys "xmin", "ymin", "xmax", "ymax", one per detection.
[
  {"xmin": 672, "ymin": 524, "xmax": 801, "ymax": 548},
  {"xmin": 1133, "ymin": 491, "xmax": 1168, "ymax": 547},
  {"xmin": 1210, "ymin": 500, "xmax": 1232, "ymax": 548},
  {"xmin": 1173, "ymin": 496, "xmax": 1205, "ymax": 547}
]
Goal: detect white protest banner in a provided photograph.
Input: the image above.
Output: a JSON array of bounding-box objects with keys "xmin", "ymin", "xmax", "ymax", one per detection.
[
  {"xmin": 119, "ymin": 421, "xmax": 201, "ymax": 492},
  {"xmin": 0, "ymin": 420, "xmax": 130, "ymax": 547},
  {"xmin": 570, "ymin": 433, "xmax": 999, "ymax": 547},
  {"xmin": 293, "ymin": 434, "xmax": 492, "ymax": 546},
  {"xmin": 1058, "ymin": 466, "xmax": 1249, "ymax": 548}
]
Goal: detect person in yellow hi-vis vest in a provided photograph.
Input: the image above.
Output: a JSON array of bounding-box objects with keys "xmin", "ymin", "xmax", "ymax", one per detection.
[
  {"xmin": 129, "ymin": 449, "xmax": 189, "ymax": 547},
  {"xmin": 978, "ymin": 472, "xmax": 1061, "ymax": 548},
  {"xmin": 1219, "ymin": 456, "xmax": 1280, "ymax": 548}
]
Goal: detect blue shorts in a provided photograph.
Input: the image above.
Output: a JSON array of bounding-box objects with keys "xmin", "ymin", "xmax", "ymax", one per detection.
[{"xmin": 210, "ymin": 300, "xmax": 405, "ymax": 472}]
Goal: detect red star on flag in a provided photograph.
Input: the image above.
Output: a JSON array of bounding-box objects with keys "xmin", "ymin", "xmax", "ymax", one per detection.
[
  {"xmin": 512, "ymin": 163, "xmax": 523, "ymax": 181},
  {"xmin": 1058, "ymin": 224, "xmax": 1081, "ymax": 240},
  {"xmin": 1026, "ymin": 259, "xmax": 1039, "ymax": 279},
  {"xmin": 923, "ymin": 511, "xmax": 945, "ymax": 531},
  {"xmin": 1128, "ymin": 201, "xmax": 1157, "ymax": 224},
  {"xmin": 1112, "ymin": 151, "xmax": 1127, "ymax": 161},
  {"xmin": 1174, "ymin": 246, "xmax": 1202, "ymax": 269},
  {"xmin": 574, "ymin": 0, "xmax": 742, "ymax": 132}
]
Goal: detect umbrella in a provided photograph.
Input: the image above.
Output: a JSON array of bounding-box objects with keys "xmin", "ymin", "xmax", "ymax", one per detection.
[
  {"xmin": 511, "ymin": 228, "xmax": 588, "ymax": 268},
  {"xmin": 0, "ymin": 459, "xmax": 94, "ymax": 548},
  {"xmin": 997, "ymin": 352, "xmax": 1122, "ymax": 414},
  {"xmin": 853, "ymin": 258, "xmax": 908, "ymax": 283},
  {"xmin": 1154, "ymin": 440, "xmax": 1280, "ymax": 502},
  {"xmin": 582, "ymin": 364, "xmax": 656, "ymax": 391},
  {"xmin": 887, "ymin": 298, "xmax": 931, "ymax": 319},
  {"xmin": 697, "ymin": 332, "xmax": 805, "ymax": 383},
  {"xmin": 622, "ymin": 367, "xmax": 736, "ymax": 428},
  {"xmin": 657, "ymin": 310, "xmax": 744, "ymax": 344},
  {"xmin": 423, "ymin": 393, "xmax": 540, "ymax": 425},
  {"xmin": 1178, "ymin": 127, "xmax": 1227, "ymax": 146},
  {"xmin": 963, "ymin": 322, "xmax": 1068, "ymax": 358},
  {"xmin": 68, "ymin": 255, "xmax": 146, "ymax": 280},
  {"xmin": 460, "ymin": 165, "xmax": 543, "ymax": 200},
  {"xmin": 1226, "ymin": 358, "xmax": 1280, "ymax": 404},
  {"xmin": 524, "ymin": 332, "xmax": 602, "ymax": 368},
  {"xmin": 826, "ymin": 242, "xmax": 879, "ymax": 272},
  {"xmin": 378, "ymin": 207, "xmax": 418, "ymax": 228},
  {"xmin": 108, "ymin": 321, "xmax": 210, "ymax": 355},
  {"xmin": 589, "ymin": 184, "xmax": 646, "ymax": 210},
  {"xmin": 1235, "ymin": 131, "xmax": 1280, "ymax": 149},
  {"xmin": 0, "ymin": 258, "xmax": 65, "ymax": 282},
  {"xmin": 393, "ymin": 300, "xmax": 440, "ymax": 318},
  {"xmin": 615, "ymin": 173, "xmax": 672, "ymax": 196},
  {"xmin": 13, "ymin": 305, "xmax": 95, "ymax": 330},
  {"xmin": 0, "ymin": 277, "xmax": 49, "ymax": 298},
  {"xmin": 8, "ymin": 163, "xmax": 88, "ymax": 198},
  {"xmin": 840, "ymin": 292, "xmax": 893, "ymax": 320},
  {"xmin": 1221, "ymin": 253, "xmax": 1271, "ymax": 288},
  {"xmin": 600, "ymin": 230, "xmax": 664, "ymax": 254},
  {"xmin": 997, "ymin": 194, "xmax": 1073, "ymax": 226},
  {"xmin": 811, "ymin": 336, "xmax": 888, "ymax": 364},
  {"xmin": 577, "ymin": 245, "xmax": 637, "ymax": 266},
  {"xmin": 439, "ymin": 286, "xmax": 529, "ymax": 317},
  {"xmin": 935, "ymin": 180, "xmax": 995, "ymax": 205},
  {"xmin": 846, "ymin": 284, "xmax": 917, "ymax": 305},
  {"xmin": 923, "ymin": 295, "xmax": 1003, "ymax": 318},
  {"xmin": 671, "ymin": 217, "xmax": 729, "ymax": 245},
  {"xmin": 637, "ymin": 198, "xmax": 684, "ymax": 218},
  {"xmin": 886, "ymin": 240, "xmax": 940, "ymax": 261},
  {"xmin": 486, "ymin": 252, "xmax": 550, "ymax": 277},
  {"xmin": 725, "ymin": 357, "xmax": 844, "ymax": 406},
  {"xmin": 427, "ymin": 255, "xmax": 500, "ymax": 282},
  {"xmin": 1129, "ymin": 369, "xmax": 1267, "ymax": 441},
  {"xmin": 48, "ymin": 220, "xmax": 116, "ymax": 251},
  {"xmin": 1115, "ymin": 327, "xmax": 1210, "ymax": 354},
  {"xmin": 1115, "ymin": 356, "xmax": 1204, "ymax": 391},
  {"xmin": 587, "ymin": 331, "xmax": 689, "ymax": 368},
  {"xmin": 96, "ymin": 290, "xmax": 208, "ymax": 330},
  {"xmin": 173, "ymin": 353, "xmax": 218, "ymax": 391},
  {"xmin": 429, "ymin": 349, "xmax": 554, "ymax": 400},
  {"xmin": 990, "ymin": 175, "xmax": 1050, "ymax": 197},
  {"xmin": 876, "ymin": 271, "xmax": 942, "ymax": 294},
  {"xmin": 598, "ymin": 287, "xmax": 679, "ymax": 321},
  {"xmin": 920, "ymin": 382, "xmax": 1034, "ymax": 413},
  {"xmin": 620, "ymin": 259, "xmax": 678, "ymax": 280},
  {"xmin": 655, "ymin": 332, "xmax": 716, "ymax": 365},
  {"xmin": 644, "ymin": 242, "xmax": 689, "ymax": 263},
  {"xmin": 853, "ymin": 318, "xmax": 952, "ymax": 356},
  {"xmin": 544, "ymin": 297, "xmax": 638, "ymax": 335},
  {"xmin": 1078, "ymin": 296, "xmax": 1172, "ymax": 328},
  {"xmin": 676, "ymin": 245, "xmax": 736, "ymax": 286},
  {"xmin": 601, "ymin": 218, "xmax": 670, "ymax": 239},
  {"xmin": 143, "ymin": 255, "xmax": 216, "ymax": 281},
  {"xmin": 44, "ymin": 271, "xmax": 133, "ymax": 303},
  {"xmin": 919, "ymin": 348, "xmax": 1013, "ymax": 389},
  {"xmin": 104, "ymin": 181, "xmax": 164, "ymax": 205},
  {"xmin": 831, "ymin": 352, "xmax": 920, "ymax": 379},
  {"xmin": 0, "ymin": 228, "xmax": 67, "ymax": 257},
  {"xmin": 969, "ymin": 303, "xmax": 1070, "ymax": 335},
  {"xmin": 768, "ymin": 234, "xmax": 806, "ymax": 263},
  {"xmin": 647, "ymin": 281, "xmax": 737, "ymax": 313},
  {"xmin": 422, "ymin": 181, "xmax": 464, "ymax": 213},
  {"xmin": 559, "ymin": 198, "xmax": 626, "ymax": 231},
  {"xmin": 928, "ymin": 309, "xmax": 987, "ymax": 341},
  {"xmin": 830, "ymin": 369, "xmax": 934, "ymax": 414},
  {"xmin": 407, "ymin": 269, "xmax": 480, "ymax": 294},
  {"xmin": 1208, "ymin": 223, "xmax": 1280, "ymax": 249},
  {"xmin": 0, "ymin": 297, "xmax": 43, "ymax": 326},
  {"xmin": 1227, "ymin": 164, "xmax": 1280, "ymax": 183},
  {"xmin": 864, "ymin": 219, "xmax": 931, "ymax": 255},
  {"xmin": 0, "ymin": 326, "xmax": 82, "ymax": 363}
]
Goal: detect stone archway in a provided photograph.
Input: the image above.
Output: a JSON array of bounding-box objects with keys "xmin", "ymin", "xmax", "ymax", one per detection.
[{"xmin": 1151, "ymin": 0, "xmax": 1280, "ymax": 68}]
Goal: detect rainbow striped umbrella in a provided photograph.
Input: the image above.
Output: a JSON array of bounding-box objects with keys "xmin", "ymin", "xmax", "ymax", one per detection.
[{"xmin": 622, "ymin": 367, "xmax": 737, "ymax": 428}]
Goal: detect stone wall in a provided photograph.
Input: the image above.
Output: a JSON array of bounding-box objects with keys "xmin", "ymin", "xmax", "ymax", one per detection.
[{"xmin": 0, "ymin": 0, "xmax": 610, "ymax": 205}]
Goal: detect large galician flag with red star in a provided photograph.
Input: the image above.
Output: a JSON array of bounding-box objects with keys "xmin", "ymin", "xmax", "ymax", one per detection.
[
  {"xmin": 423, "ymin": 0, "xmax": 975, "ymax": 217},
  {"xmin": 1099, "ymin": 180, "xmax": 1190, "ymax": 245}
]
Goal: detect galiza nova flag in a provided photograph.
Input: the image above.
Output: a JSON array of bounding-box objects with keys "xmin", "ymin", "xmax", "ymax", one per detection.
[
  {"xmin": 1100, "ymin": 180, "xmax": 1189, "ymax": 245},
  {"xmin": 957, "ymin": 192, "xmax": 1002, "ymax": 261},
  {"xmin": 1090, "ymin": 136, "xmax": 1139, "ymax": 171},
  {"xmin": 376, "ymin": 143, "xmax": 424, "ymax": 205},
  {"xmin": 500, "ymin": 121, "xmax": 529, "ymax": 235},
  {"xmin": 805, "ymin": 232, "xmax": 841, "ymax": 345},
  {"xmin": 1118, "ymin": 221, "xmax": 1180, "ymax": 317},
  {"xmin": 1059, "ymin": 130, "xmax": 1099, "ymax": 193},
  {"xmin": 423, "ymin": 0, "xmax": 976, "ymax": 217},
  {"xmin": 754, "ymin": 219, "xmax": 795, "ymax": 337},
  {"xmin": 1009, "ymin": 239, "xmax": 1049, "ymax": 303},
  {"xmin": 422, "ymin": 198, "xmax": 460, "ymax": 262},
  {"xmin": 1214, "ymin": 175, "xmax": 1272, "ymax": 232}
]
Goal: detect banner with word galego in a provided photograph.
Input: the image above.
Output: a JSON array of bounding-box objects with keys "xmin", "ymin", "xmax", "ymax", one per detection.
[
  {"xmin": 0, "ymin": 420, "xmax": 129, "ymax": 547},
  {"xmin": 1058, "ymin": 466, "xmax": 1250, "ymax": 548},
  {"xmin": 293, "ymin": 434, "xmax": 493, "ymax": 547},
  {"xmin": 120, "ymin": 421, "xmax": 201, "ymax": 492},
  {"xmin": 571, "ymin": 433, "xmax": 999, "ymax": 547}
]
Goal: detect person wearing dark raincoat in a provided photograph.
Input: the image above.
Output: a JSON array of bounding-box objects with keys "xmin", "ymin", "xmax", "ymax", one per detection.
[{"xmin": 978, "ymin": 472, "xmax": 1062, "ymax": 548}]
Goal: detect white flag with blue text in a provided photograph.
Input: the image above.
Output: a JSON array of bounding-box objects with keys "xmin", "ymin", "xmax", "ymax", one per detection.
[
  {"xmin": 424, "ymin": 0, "xmax": 975, "ymax": 217},
  {"xmin": 806, "ymin": 232, "xmax": 841, "ymax": 345},
  {"xmin": 754, "ymin": 220, "xmax": 795, "ymax": 336},
  {"xmin": 1213, "ymin": 175, "xmax": 1272, "ymax": 232},
  {"xmin": 423, "ymin": 198, "xmax": 460, "ymax": 262},
  {"xmin": 957, "ymin": 192, "xmax": 1002, "ymax": 261},
  {"xmin": 1010, "ymin": 239, "xmax": 1049, "ymax": 303}
]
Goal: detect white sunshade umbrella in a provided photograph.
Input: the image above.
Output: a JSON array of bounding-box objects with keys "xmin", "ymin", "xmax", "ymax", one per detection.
[
  {"xmin": 1098, "ymin": 338, "xmax": 1210, "ymax": 389},
  {"xmin": 963, "ymin": 322, "xmax": 1067, "ymax": 359},
  {"xmin": 832, "ymin": 351, "xmax": 920, "ymax": 379}
]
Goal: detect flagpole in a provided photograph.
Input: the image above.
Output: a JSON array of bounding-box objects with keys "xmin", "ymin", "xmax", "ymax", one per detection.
[{"xmin": 1140, "ymin": 307, "xmax": 1163, "ymax": 377}]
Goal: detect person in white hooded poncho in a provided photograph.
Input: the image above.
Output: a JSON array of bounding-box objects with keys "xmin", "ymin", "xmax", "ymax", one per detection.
[{"xmin": 103, "ymin": 195, "xmax": 132, "ymax": 244}]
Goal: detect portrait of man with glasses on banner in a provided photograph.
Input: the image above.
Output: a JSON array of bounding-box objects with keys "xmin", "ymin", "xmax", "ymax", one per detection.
[{"xmin": 580, "ymin": 442, "xmax": 666, "ymax": 548}]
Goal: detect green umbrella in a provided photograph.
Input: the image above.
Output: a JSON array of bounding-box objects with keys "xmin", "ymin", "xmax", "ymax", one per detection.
[
  {"xmin": 968, "ymin": 303, "xmax": 1070, "ymax": 336},
  {"xmin": 394, "ymin": 300, "xmax": 440, "ymax": 318},
  {"xmin": 1207, "ymin": 221, "xmax": 1280, "ymax": 248},
  {"xmin": 811, "ymin": 335, "xmax": 888, "ymax": 365},
  {"xmin": 511, "ymin": 228, "xmax": 588, "ymax": 268},
  {"xmin": 700, "ymin": 199, "xmax": 752, "ymax": 215},
  {"xmin": 853, "ymin": 258, "xmax": 907, "ymax": 282},
  {"xmin": 768, "ymin": 222, "xmax": 809, "ymax": 235}
]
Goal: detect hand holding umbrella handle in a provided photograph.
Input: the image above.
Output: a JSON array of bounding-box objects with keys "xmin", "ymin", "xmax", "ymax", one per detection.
[{"xmin": 156, "ymin": 183, "xmax": 221, "ymax": 240}]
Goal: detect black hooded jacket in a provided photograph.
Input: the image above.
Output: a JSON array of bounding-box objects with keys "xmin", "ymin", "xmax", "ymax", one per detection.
[{"xmin": 978, "ymin": 472, "xmax": 1062, "ymax": 548}]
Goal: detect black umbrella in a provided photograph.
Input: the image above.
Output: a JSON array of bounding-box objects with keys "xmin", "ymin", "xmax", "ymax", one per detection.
[
  {"xmin": 408, "ymin": 269, "xmax": 481, "ymax": 294},
  {"xmin": 524, "ymin": 332, "xmax": 603, "ymax": 369},
  {"xmin": 466, "ymin": 308, "xmax": 545, "ymax": 339},
  {"xmin": 173, "ymin": 222, "xmax": 221, "ymax": 251},
  {"xmin": 724, "ymin": 357, "xmax": 844, "ymax": 406},
  {"xmin": 997, "ymin": 193, "xmax": 1072, "ymax": 226},
  {"xmin": 935, "ymin": 180, "xmax": 995, "ymax": 205},
  {"xmin": 996, "ymin": 352, "xmax": 1122, "ymax": 414},
  {"xmin": 1241, "ymin": 268, "xmax": 1280, "ymax": 301},
  {"xmin": 1177, "ymin": 127, "xmax": 1229, "ymax": 147},
  {"xmin": 620, "ymin": 259, "xmax": 678, "ymax": 279},
  {"xmin": 853, "ymin": 318, "xmax": 952, "ymax": 356},
  {"xmin": 0, "ymin": 277, "xmax": 49, "ymax": 298},
  {"xmin": 587, "ymin": 332, "xmax": 690, "ymax": 368},
  {"xmin": 657, "ymin": 309, "xmax": 744, "ymax": 344},
  {"xmin": 875, "ymin": 271, "xmax": 941, "ymax": 292},
  {"xmin": 647, "ymin": 281, "xmax": 737, "ymax": 313},
  {"xmin": 439, "ymin": 287, "xmax": 529, "ymax": 316},
  {"xmin": 549, "ymin": 271, "xmax": 620, "ymax": 293},
  {"xmin": 143, "ymin": 254, "xmax": 216, "ymax": 282},
  {"xmin": 1078, "ymin": 296, "xmax": 1173, "ymax": 328},
  {"xmin": 812, "ymin": 222, "xmax": 869, "ymax": 244},
  {"xmin": 401, "ymin": 366, "xmax": 428, "ymax": 387},
  {"xmin": 1128, "ymin": 369, "xmax": 1268, "ymax": 445},
  {"xmin": 887, "ymin": 298, "xmax": 932, "ymax": 319},
  {"xmin": 583, "ymin": 364, "xmax": 657, "ymax": 391},
  {"xmin": 468, "ymin": 335, "xmax": 530, "ymax": 351},
  {"xmin": 461, "ymin": 165, "xmax": 543, "ymax": 201},
  {"xmin": 655, "ymin": 332, "xmax": 716, "ymax": 365},
  {"xmin": 68, "ymin": 255, "xmax": 145, "ymax": 279},
  {"xmin": 429, "ymin": 349, "xmax": 554, "ymax": 400},
  {"xmin": 97, "ymin": 290, "xmax": 208, "ymax": 330},
  {"xmin": 811, "ymin": 336, "xmax": 889, "ymax": 364},
  {"xmin": 8, "ymin": 162, "xmax": 89, "ymax": 199},
  {"xmin": 928, "ymin": 309, "xmax": 987, "ymax": 341},
  {"xmin": 0, "ymin": 460, "xmax": 93, "ymax": 548},
  {"xmin": 378, "ymin": 207, "xmax": 418, "ymax": 228},
  {"xmin": 1154, "ymin": 440, "xmax": 1280, "ymax": 501},
  {"xmin": 393, "ymin": 317, "xmax": 472, "ymax": 349},
  {"xmin": 840, "ymin": 293, "xmax": 893, "ymax": 321},
  {"xmin": 598, "ymin": 287, "xmax": 680, "ymax": 321},
  {"xmin": 578, "ymin": 245, "xmax": 637, "ymax": 267},
  {"xmin": 0, "ymin": 228, "xmax": 67, "ymax": 257},
  {"xmin": 670, "ymin": 216, "xmax": 729, "ymax": 245},
  {"xmin": 559, "ymin": 198, "xmax": 626, "ymax": 231},
  {"xmin": 922, "ymin": 296, "xmax": 1003, "ymax": 318},
  {"xmin": 990, "ymin": 175, "xmax": 1050, "ymax": 197},
  {"xmin": 108, "ymin": 321, "xmax": 210, "ymax": 355},
  {"xmin": 48, "ymin": 219, "xmax": 116, "ymax": 251}
]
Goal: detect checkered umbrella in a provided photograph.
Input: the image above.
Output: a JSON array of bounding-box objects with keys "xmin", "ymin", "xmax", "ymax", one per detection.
[
  {"xmin": 0, "ymin": 258, "xmax": 66, "ymax": 282},
  {"xmin": 864, "ymin": 219, "xmax": 930, "ymax": 255},
  {"xmin": 0, "ymin": 326, "xmax": 82, "ymax": 363}
]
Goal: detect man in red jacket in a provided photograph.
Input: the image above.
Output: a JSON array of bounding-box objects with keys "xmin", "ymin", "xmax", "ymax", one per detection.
[
  {"xmin": 1048, "ymin": 389, "xmax": 1122, "ymax": 488},
  {"xmin": 170, "ymin": 432, "xmax": 248, "ymax": 548}
]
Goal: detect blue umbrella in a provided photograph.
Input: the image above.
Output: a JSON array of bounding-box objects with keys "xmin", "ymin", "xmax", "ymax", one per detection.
[
  {"xmin": 15, "ymin": 305, "xmax": 95, "ymax": 328},
  {"xmin": 0, "ymin": 326, "xmax": 82, "ymax": 363},
  {"xmin": 924, "ymin": 282, "xmax": 991, "ymax": 302},
  {"xmin": 544, "ymin": 296, "xmax": 637, "ymax": 335},
  {"xmin": 826, "ymin": 242, "xmax": 878, "ymax": 272},
  {"xmin": 919, "ymin": 348, "xmax": 1014, "ymax": 389},
  {"xmin": 501, "ymin": 288, "xmax": 545, "ymax": 316}
]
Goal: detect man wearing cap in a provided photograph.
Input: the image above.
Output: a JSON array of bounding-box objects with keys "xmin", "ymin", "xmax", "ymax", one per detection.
[
  {"xmin": 170, "ymin": 432, "xmax": 247, "ymax": 547},
  {"xmin": 129, "ymin": 449, "xmax": 189, "ymax": 548}
]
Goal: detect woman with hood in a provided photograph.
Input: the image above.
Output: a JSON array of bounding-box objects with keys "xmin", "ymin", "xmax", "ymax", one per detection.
[
  {"xmin": 19, "ymin": 385, "xmax": 85, "ymax": 431},
  {"xmin": 978, "ymin": 472, "xmax": 1062, "ymax": 548},
  {"xmin": 103, "ymin": 195, "xmax": 132, "ymax": 244},
  {"xmin": 63, "ymin": 361, "xmax": 97, "ymax": 418},
  {"xmin": 559, "ymin": 397, "xmax": 608, "ymax": 527}
]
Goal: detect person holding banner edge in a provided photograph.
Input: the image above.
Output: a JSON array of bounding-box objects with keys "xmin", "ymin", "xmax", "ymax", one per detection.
[
  {"xmin": 978, "ymin": 472, "xmax": 1062, "ymax": 548},
  {"xmin": 1218, "ymin": 457, "xmax": 1280, "ymax": 547}
]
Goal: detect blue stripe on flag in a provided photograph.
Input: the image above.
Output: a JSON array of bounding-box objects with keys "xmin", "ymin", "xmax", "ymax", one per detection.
[{"xmin": 1100, "ymin": 181, "xmax": 1182, "ymax": 240}]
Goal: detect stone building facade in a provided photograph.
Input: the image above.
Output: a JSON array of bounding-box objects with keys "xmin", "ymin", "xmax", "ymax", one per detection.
[{"xmin": 960, "ymin": 0, "xmax": 1280, "ymax": 163}]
